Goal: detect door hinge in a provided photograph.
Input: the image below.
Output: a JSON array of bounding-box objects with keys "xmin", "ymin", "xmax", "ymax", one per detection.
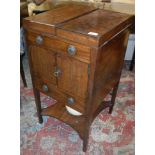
[{"xmin": 88, "ymin": 64, "xmax": 90, "ymax": 79}]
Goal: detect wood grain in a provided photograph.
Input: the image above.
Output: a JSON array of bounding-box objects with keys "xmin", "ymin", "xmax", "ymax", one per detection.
[
  {"xmin": 23, "ymin": 3, "xmax": 97, "ymax": 34},
  {"xmin": 57, "ymin": 9, "xmax": 134, "ymax": 47},
  {"xmin": 27, "ymin": 31, "xmax": 91, "ymax": 63},
  {"xmin": 57, "ymin": 53, "xmax": 89, "ymax": 99},
  {"xmin": 30, "ymin": 46, "xmax": 57, "ymax": 85}
]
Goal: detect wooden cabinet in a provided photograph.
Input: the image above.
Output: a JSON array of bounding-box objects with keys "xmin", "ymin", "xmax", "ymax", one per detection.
[{"xmin": 23, "ymin": 2, "xmax": 134, "ymax": 152}]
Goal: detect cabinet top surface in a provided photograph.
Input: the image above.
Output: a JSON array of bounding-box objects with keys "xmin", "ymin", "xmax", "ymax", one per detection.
[
  {"xmin": 23, "ymin": 3, "xmax": 134, "ymax": 47},
  {"xmin": 58, "ymin": 9, "xmax": 132, "ymax": 38},
  {"xmin": 24, "ymin": 3, "xmax": 96, "ymax": 27}
]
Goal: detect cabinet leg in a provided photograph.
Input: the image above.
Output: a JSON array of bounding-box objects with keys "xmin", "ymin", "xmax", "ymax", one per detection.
[
  {"xmin": 109, "ymin": 82, "xmax": 119, "ymax": 114},
  {"xmin": 83, "ymin": 129, "xmax": 89, "ymax": 152},
  {"xmin": 33, "ymin": 88, "xmax": 43, "ymax": 123},
  {"xmin": 82, "ymin": 120, "xmax": 90, "ymax": 152},
  {"xmin": 20, "ymin": 55, "xmax": 27, "ymax": 87},
  {"xmin": 129, "ymin": 48, "xmax": 135, "ymax": 71}
]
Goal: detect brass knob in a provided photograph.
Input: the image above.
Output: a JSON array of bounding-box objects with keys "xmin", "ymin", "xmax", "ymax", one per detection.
[
  {"xmin": 36, "ymin": 35, "xmax": 43, "ymax": 45},
  {"xmin": 42, "ymin": 84, "xmax": 48, "ymax": 92},
  {"xmin": 53, "ymin": 67, "xmax": 61, "ymax": 77},
  {"xmin": 67, "ymin": 45, "xmax": 76, "ymax": 55},
  {"xmin": 67, "ymin": 97, "xmax": 75, "ymax": 104}
]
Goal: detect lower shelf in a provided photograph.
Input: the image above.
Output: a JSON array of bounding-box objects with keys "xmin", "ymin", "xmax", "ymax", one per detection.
[{"xmin": 41, "ymin": 102, "xmax": 86, "ymax": 139}]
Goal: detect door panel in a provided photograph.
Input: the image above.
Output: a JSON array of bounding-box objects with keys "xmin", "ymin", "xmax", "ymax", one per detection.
[
  {"xmin": 57, "ymin": 54, "xmax": 89, "ymax": 99},
  {"xmin": 29, "ymin": 46, "xmax": 56, "ymax": 84}
]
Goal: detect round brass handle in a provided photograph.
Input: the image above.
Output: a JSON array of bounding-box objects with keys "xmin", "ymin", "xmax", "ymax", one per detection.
[
  {"xmin": 67, "ymin": 45, "xmax": 76, "ymax": 55},
  {"xmin": 53, "ymin": 68, "xmax": 61, "ymax": 77},
  {"xmin": 67, "ymin": 97, "xmax": 75, "ymax": 104},
  {"xmin": 36, "ymin": 35, "xmax": 43, "ymax": 45},
  {"xmin": 42, "ymin": 84, "xmax": 48, "ymax": 92}
]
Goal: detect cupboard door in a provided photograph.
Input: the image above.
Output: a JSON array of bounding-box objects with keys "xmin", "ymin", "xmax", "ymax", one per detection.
[
  {"xmin": 29, "ymin": 46, "xmax": 56, "ymax": 85},
  {"xmin": 57, "ymin": 54, "xmax": 89, "ymax": 99}
]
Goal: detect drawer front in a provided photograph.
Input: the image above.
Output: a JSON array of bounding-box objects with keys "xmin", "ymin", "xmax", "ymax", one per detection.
[
  {"xmin": 34, "ymin": 78, "xmax": 86, "ymax": 114},
  {"xmin": 27, "ymin": 31, "xmax": 90, "ymax": 63}
]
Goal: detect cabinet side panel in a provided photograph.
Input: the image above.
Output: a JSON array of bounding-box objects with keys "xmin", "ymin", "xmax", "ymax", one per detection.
[{"xmin": 91, "ymin": 29, "xmax": 130, "ymax": 114}]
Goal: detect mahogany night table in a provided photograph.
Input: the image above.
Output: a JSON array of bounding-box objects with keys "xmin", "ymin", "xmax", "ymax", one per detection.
[{"xmin": 23, "ymin": 3, "xmax": 134, "ymax": 152}]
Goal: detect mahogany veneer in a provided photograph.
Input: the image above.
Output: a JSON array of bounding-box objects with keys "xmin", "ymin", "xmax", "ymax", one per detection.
[{"xmin": 23, "ymin": 3, "xmax": 134, "ymax": 152}]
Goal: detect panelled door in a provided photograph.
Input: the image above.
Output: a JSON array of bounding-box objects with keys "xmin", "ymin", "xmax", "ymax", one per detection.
[
  {"xmin": 29, "ymin": 45, "xmax": 89, "ymax": 99},
  {"xmin": 30, "ymin": 46, "xmax": 57, "ymax": 85},
  {"xmin": 56, "ymin": 54, "xmax": 89, "ymax": 99}
]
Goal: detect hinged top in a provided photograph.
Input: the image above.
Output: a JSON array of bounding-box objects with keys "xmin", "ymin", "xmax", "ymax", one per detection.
[
  {"xmin": 57, "ymin": 9, "xmax": 134, "ymax": 47},
  {"xmin": 23, "ymin": 3, "xmax": 97, "ymax": 35},
  {"xmin": 23, "ymin": 3, "xmax": 134, "ymax": 47}
]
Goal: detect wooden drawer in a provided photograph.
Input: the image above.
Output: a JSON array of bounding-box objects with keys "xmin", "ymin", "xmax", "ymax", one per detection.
[
  {"xmin": 34, "ymin": 78, "xmax": 86, "ymax": 114},
  {"xmin": 27, "ymin": 31, "xmax": 90, "ymax": 63}
]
